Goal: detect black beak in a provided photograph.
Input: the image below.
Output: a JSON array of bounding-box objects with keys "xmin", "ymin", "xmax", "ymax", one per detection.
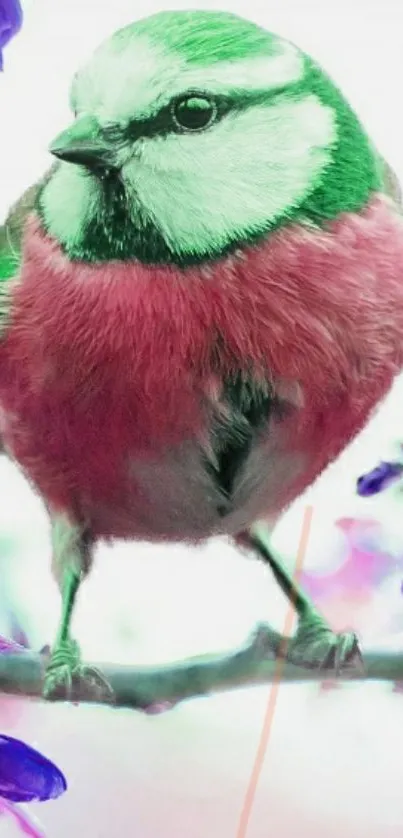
[{"xmin": 49, "ymin": 114, "xmax": 119, "ymax": 173}]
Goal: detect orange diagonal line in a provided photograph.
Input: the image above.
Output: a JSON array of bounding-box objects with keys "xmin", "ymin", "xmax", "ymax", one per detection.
[{"xmin": 235, "ymin": 505, "xmax": 314, "ymax": 838}]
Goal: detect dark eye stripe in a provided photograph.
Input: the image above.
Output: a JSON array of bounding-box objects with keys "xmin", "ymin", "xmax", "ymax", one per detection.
[
  {"xmin": 103, "ymin": 82, "xmax": 302, "ymax": 144},
  {"xmin": 120, "ymin": 92, "xmax": 230, "ymax": 142}
]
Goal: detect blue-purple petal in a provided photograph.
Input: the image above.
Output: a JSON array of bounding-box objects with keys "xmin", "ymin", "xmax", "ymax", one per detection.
[
  {"xmin": 0, "ymin": 0, "xmax": 22, "ymax": 45},
  {"xmin": 0, "ymin": 735, "xmax": 67, "ymax": 802},
  {"xmin": 356, "ymin": 461, "xmax": 403, "ymax": 497},
  {"xmin": 0, "ymin": 0, "xmax": 23, "ymax": 69}
]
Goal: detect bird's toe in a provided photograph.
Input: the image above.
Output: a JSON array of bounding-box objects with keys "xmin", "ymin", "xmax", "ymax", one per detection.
[
  {"xmin": 285, "ymin": 611, "xmax": 364, "ymax": 676},
  {"xmin": 43, "ymin": 638, "xmax": 114, "ymax": 703}
]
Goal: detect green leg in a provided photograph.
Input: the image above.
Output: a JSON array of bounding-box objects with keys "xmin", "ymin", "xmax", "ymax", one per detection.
[
  {"xmin": 54, "ymin": 566, "xmax": 81, "ymax": 647},
  {"xmin": 242, "ymin": 524, "xmax": 364, "ymax": 674},
  {"xmin": 43, "ymin": 516, "xmax": 114, "ymax": 702}
]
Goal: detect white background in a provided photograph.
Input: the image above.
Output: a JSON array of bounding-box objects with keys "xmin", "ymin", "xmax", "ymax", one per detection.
[{"xmin": 2, "ymin": 1, "xmax": 403, "ymax": 836}]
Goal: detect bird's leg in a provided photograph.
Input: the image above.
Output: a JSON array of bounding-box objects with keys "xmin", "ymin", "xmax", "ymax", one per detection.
[
  {"xmin": 43, "ymin": 514, "xmax": 114, "ymax": 702},
  {"xmin": 239, "ymin": 524, "xmax": 364, "ymax": 675}
]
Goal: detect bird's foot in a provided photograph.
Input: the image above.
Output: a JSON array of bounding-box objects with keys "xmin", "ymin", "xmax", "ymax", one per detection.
[
  {"xmin": 43, "ymin": 638, "xmax": 115, "ymax": 703},
  {"xmin": 284, "ymin": 608, "xmax": 364, "ymax": 675}
]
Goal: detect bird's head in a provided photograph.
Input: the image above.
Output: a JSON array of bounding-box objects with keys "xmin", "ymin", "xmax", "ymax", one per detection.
[{"xmin": 38, "ymin": 10, "xmax": 379, "ymax": 267}]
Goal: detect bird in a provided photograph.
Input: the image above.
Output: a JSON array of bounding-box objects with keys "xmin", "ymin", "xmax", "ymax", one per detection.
[{"xmin": 1, "ymin": 8, "xmax": 403, "ymax": 701}]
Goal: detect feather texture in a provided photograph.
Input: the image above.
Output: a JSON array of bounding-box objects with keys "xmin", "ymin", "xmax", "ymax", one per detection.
[{"xmin": 0, "ymin": 194, "xmax": 402, "ymax": 542}]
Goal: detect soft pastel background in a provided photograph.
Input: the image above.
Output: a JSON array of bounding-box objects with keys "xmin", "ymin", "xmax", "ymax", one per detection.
[{"xmin": 2, "ymin": 0, "xmax": 403, "ymax": 835}]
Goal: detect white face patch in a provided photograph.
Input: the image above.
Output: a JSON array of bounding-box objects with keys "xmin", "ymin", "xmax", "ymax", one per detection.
[
  {"xmin": 122, "ymin": 94, "xmax": 336, "ymax": 255},
  {"xmin": 72, "ymin": 35, "xmax": 304, "ymax": 126},
  {"xmin": 40, "ymin": 163, "xmax": 101, "ymax": 249}
]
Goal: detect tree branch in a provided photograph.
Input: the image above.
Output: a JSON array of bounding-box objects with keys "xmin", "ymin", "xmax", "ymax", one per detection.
[{"xmin": 0, "ymin": 624, "xmax": 402, "ymax": 711}]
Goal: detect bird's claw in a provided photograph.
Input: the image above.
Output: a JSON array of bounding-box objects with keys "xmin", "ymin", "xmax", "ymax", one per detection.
[
  {"xmin": 43, "ymin": 638, "xmax": 115, "ymax": 703},
  {"xmin": 284, "ymin": 610, "xmax": 364, "ymax": 676}
]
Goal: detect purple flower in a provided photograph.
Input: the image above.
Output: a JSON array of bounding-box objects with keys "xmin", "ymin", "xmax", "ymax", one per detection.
[
  {"xmin": 0, "ymin": 635, "xmax": 26, "ymax": 654},
  {"xmin": 0, "ymin": 735, "xmax": 67, "ymax": 803},
  {"xmin": 356, "ymin": 461, "xmax": 403, "ymax": 497},
  {"xmin": 0, "ymin": 0, "xmax": 23, "ymax": 70},
  {"xmin": 0, "ymin": 635, "xmax": 67, "ymax": 834}
]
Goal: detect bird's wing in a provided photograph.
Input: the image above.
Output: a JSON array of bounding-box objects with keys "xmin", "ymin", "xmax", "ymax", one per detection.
[
  {"xmin": 0, "ymin": 175, "xmax": 48, "ymax": 454},
  {"xmin": 0, "ymin": 172, "xmax": 50, "ymax": 330},
  {"xmin": 0, "ymin": 176, "xmax": 45, "ymax": 280}
]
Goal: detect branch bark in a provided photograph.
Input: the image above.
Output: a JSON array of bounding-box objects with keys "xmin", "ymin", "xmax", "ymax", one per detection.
[{"xmin": 0, "ymin": 624, "xmax": 402, "ymax": 712}]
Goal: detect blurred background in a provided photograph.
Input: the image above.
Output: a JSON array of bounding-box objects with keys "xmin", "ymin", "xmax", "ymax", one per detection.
[{"xmin": 2, "ymin": 0, "xmax": 403, "ymax": 836}]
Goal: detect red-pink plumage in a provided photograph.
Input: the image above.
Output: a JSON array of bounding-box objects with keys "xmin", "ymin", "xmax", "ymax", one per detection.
[{"xmin": 1, "ymin": 196, "xmax": 403, "ymax": 541}]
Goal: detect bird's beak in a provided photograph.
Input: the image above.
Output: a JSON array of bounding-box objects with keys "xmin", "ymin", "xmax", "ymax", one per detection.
[{"xmin": 49, "ymin": 114, "xmax": 119, "ymax": 172}]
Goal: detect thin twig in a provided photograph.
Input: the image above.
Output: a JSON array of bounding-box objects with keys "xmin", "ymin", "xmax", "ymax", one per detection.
[{"xmin": 0, "ymin": 625, "xmax": 401, "ymax": 711}]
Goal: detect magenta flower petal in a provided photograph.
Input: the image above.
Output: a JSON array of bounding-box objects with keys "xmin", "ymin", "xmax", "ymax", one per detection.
[
  {"xmin": 0, "ymin": 798, "xmax": 46, "ymax": 837},
  {"xmin": 0, "ymin": 635, "xmax": 26, "ymax": 654},
  {"xmin": 0, "ymin": 735, "xmax": 67, "ymax": 802}
]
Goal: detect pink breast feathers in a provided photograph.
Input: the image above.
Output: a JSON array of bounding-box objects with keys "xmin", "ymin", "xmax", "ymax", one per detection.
[{"xmin": 0, "ymin": 197, "xmax": 402, "ymax": 527}]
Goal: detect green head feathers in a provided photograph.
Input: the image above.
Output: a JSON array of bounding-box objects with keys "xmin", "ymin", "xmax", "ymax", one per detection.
[
  {"xmin": 38, "ymin": 10, "xmax": 382, "ymax": 266},
  {"xmin": 118, "ymin": 10, "xmax": 282, "ymax": 67}
]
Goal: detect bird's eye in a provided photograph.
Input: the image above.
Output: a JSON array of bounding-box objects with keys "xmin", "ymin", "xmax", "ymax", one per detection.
[{"xmin": 171, "ymin": 94, "xmax": 217, "ymax": 132}]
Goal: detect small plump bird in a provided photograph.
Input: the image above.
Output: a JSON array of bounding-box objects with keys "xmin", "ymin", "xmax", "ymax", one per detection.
[{"xmin": 1, "ymin": 9, "xmax": 403, "ymax": 699}]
